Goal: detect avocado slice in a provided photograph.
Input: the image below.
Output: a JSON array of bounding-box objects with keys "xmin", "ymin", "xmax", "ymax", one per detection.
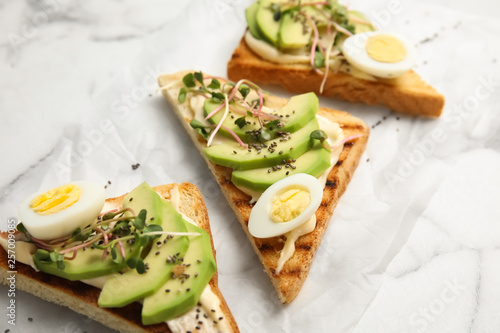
[
  {"xmin": 204, "ymin": 92, "xmax": 318, "ymax": 142},
  {"xmin": 278, "ymin": 10, "xmax": 311, "ymax": 50},
  {"xmin": 141, "ymin": 222, "xmax": 216, "ymax": 324},
  {"xmin": 231, "ymin": 141, "xmax": 331, "ymax": 192},
  {"xmin": 123, "ymin": 182, "xmax": 164, "ymax": 224},
  {"xmin": 246, "ymin": 2, "xmax": 264, "ymax": 40},
  {"xmin": 98, "ymin": 186, "xmax": 189, "ymax": 308},
  {"xmin": 33, "ymin": 243, "xmax": 139, "ymax": 281},
  {"xmin": 204, "ymin": 118, "xmax": 320, "ymax": 171},
  {"xmin": 256, "ymin": 0, "xmax": 285, "ymax": 46},
  {"xmin": 349, "ymin": 10, "xmax": 374, "ymax": 33}
]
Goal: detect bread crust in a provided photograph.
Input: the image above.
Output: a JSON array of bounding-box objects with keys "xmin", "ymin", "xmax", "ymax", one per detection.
[
  {"xmin": 158, "ymin": 72, "xmax": 369, "ymax": 303},
  {"xmin": 0, "ymin": 183, "xmax": 239, "ymax": 333},
  {"xmin": 227, "ymin": 37, "xmax": 445, "ymax": 117}
]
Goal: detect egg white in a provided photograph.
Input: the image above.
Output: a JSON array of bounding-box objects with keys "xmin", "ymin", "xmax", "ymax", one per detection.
[
  {"xmin": 343, "ymin": 31, "xmax": 417, "ymax": 78},
  {"xmin": 18, "ymin": 181, "xmax": 105, "ymax": 240},
  {"xmin": 248, "ymin": 173, "xmax": 323, "ymax": 238}
]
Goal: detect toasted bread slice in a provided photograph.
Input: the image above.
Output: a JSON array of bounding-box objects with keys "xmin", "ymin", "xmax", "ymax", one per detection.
[
  {"xmin": 158, "ymin": 71, "xmax": 369, "ymax": 303},
  {"xmin": 0, "ymin": 183, "xmax": 239, "ymax": 333},
  {"xmin": 227, "ymin": 37, "xmax": 445, "ymax": 117}
]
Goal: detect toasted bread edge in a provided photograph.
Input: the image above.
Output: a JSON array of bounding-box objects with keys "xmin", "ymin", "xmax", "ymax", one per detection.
[{"xmin": 227, "ymin": 37, "xmax": 445, "ymax": 117}]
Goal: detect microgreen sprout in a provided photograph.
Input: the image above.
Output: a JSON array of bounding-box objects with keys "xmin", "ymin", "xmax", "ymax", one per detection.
[
  {"xmin": 28, "ymin": 207, "xmax": 201, "ymax": 275},
  {"xmin": 311, "ymin": 130, "xmax": 363, "ymax": 150},
  {"xmin": 178, "ymin": 71, "xmax": 279, "ymax": 146}
]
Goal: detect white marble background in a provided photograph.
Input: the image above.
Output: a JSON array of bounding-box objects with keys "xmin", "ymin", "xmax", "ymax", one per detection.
[{"xmin": 1, "ymin": 0, "xmax": 499, "ymax": 332}]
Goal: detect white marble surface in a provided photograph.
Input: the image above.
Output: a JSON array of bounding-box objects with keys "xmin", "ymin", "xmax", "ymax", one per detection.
[{"xmin": 1, "ymin": 0, "xmax": 499, "ymax": 332}]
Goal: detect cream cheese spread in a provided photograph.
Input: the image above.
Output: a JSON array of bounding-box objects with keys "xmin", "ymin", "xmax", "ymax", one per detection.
[{"xmin": 275, "ymin": 214, "xmax": 316, "ymax": 275}]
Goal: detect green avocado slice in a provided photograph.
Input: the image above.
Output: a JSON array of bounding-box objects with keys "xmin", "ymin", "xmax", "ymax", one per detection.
[
  {"xmin": 32, "ymin": 243, "xmax": 138, "ymax": 281},
  {"xmin": 141, "ymin": 221, "xmax": 216, "ymax": 324},
  {"xmin": 204, "ymin": 92, "xmax": 318, "ymax": 142},
  {"xmin": 98, "ymin": 185, "xmax": 189, "ymax": 308},
  {"xmin": 204, "ymin": 118, "xmax": 320, "ymax": 171},
  {"xmin": 278, "ymin": 10, "xmax": 311, "ymax": 50},
  {"xmin": 231, "ymin": 141, "xmax": 331, "ymax": 192},
  {"xmin": 348, "ymin": 10, "xmax": 375, "ymax": 33},
  {"xmin": 246, "ymin": 2, "xmax": 264, "ymax": 40},
  {"xmin": 256, "ymin": 0, "xmax": 284, "ymax": 46}
]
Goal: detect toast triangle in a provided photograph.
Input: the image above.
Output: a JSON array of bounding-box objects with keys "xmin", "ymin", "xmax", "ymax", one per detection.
[
  {"xmin": 227, "ymin": 37, "xmax": 445, "ymax": 117},
  {"xmin": 158, "ymin": 71, "xmax": 369, "ymax": 303},
  {"xmin": 0, "ymin": 183, "xmax": 239, "ymax": 333}
]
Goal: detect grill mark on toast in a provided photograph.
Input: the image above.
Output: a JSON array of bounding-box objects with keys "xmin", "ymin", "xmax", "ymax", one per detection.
[
  {"xmin": 219, "ymin": 177, "xmax": 232, "ymax": 186},
  {"xmin": 335, "ymin": 160, "xmax": 343, "ymax": 167},
  {"xmin": 296, "ymin": 244, "xmax": 312, "ymax": 251},
  {"xmin": 257, "ymin": 242, "xmax": 277, "ymax": 252},
  {"xmin": 233, "ymin": 198, "xmax": 254, "ymax": 209},
  {"xmin": 341, "ymin": 124, "xmax": 366, "ymax": 131},
  {"xmin": 326, "ymin": 180, "xmax": 337, "ymax": 188},
  {"xmin": 278, "ymin": 268, "xmax": 301, "ymax": 277}
]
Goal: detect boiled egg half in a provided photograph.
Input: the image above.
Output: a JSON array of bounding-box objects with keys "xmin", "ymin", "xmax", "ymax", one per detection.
[
  {"xmin": 248, "ymin": 173, "xmax": 323, "ymax": 238},
  {"xmin": 18, "ymin": 181, "xmax": 105, "ymax": 240},
  {"xmin": 343, "ymin": 31, "xmax": 417, "ymax": 78}
]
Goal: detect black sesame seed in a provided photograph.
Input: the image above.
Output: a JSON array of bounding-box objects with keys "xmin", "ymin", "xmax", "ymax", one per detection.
[
  {"xmin": 211, "ymin": 309, "xmax": 216, "ymax": 312},
  {"xmin": 187, "ymin": 288, "xmax": 191, "ymax": 291},
  {"xmin": 165, "ymin": 289, "xmax": 170, "ymax": 292},
  {"xmin": 196, "ymin": 314, "xmax": 199, "ymax": 319},
  {"xmin": 233, "ymin": 150, "xmax": 237, "ymax": 154},
  {"xmin": 204, "ymin": 314, "xmax": 208, "ymax": 318},
  {"xmin": 286, "ymin": 171, "xmax": 290, "ymax": 175},
  {"xmin": 196, "ymin": 327, "xmax": 200, "ymax": 330},
  {"xmin": 155, "ymin": 251, "xmax": 160, "ymax": 256},
  {"xmin": 28, "ymin": 317, "xmax": 33, "ymax": 322},
  {"xmin": 129, "ymin": 197, "xmax": 133, "ymax": 201}
]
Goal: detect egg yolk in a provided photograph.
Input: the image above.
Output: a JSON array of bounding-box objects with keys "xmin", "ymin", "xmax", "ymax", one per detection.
[
  {"xmin": 366, "ymin": 34, "xmax": 406, "ymax": 63},
  {"xmin": 270, "ymin": 188, "xmax": 311, "ymax": 223},
  {"xmin": 30, "ymin": 184, "xmax": 81, "ymax": 215}
]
